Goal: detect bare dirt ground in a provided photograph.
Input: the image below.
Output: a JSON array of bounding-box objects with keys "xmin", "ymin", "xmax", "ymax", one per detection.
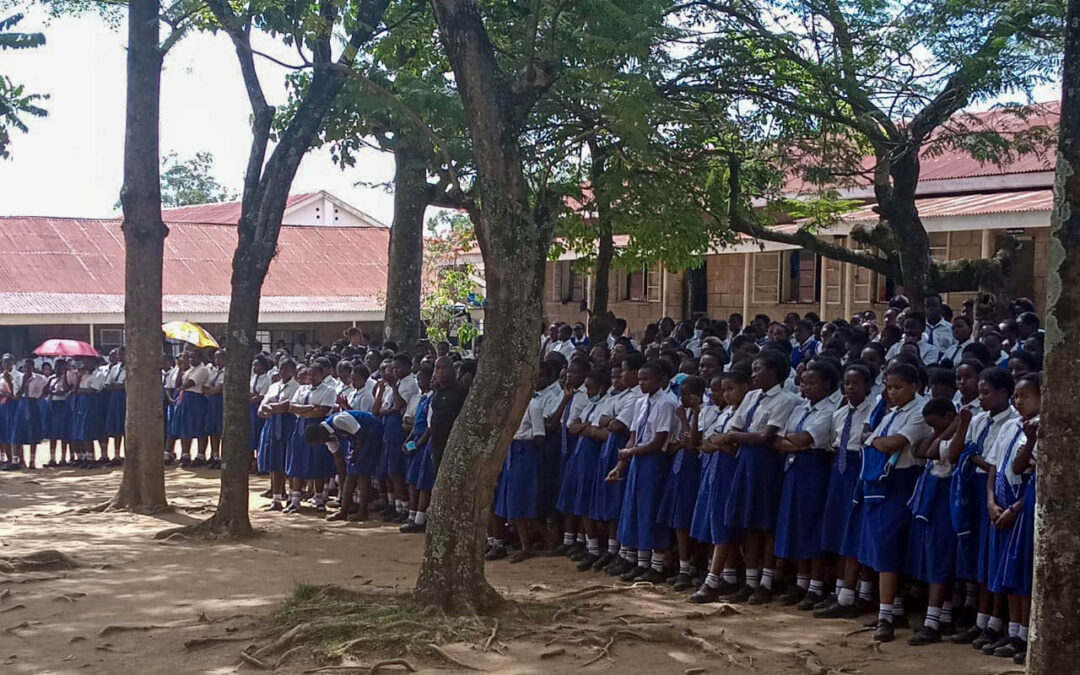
[{"xmin": 1, "ymin": 464, "xmax": 1022, "ymax": 675}]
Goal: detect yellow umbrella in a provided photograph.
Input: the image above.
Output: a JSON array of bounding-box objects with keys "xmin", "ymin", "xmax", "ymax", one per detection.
[{"xmin": 162, "ymin": 321, "xmax": 221, "ymax": 349}]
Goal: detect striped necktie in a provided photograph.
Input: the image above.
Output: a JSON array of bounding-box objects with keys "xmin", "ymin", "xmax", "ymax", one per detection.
[
  {"xmin": 994, "ymin": 425, "xmax": 1026, "ymax": 506},
  {"xmin": 743, "ymin": 392, "xmax": 765, "ymax": 430},
  {"xmin": 635, "ymin": 397, "xmax": 653, "ymax": 445},
  {"xmin": 837, "ymin": 406, "xmax": 856, "ymax": 474}
]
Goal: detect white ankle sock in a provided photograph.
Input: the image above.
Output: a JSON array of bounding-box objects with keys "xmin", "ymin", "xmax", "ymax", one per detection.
[
  {"xmin": 722, "ymin": 568, "xmax": 737, "ymax": 584},
  {"xmin": 679, "ymin": 560, "xmax": 691, "ymax": 575},
  {"xmin": 858, "ymin": 580, "xmax": 873, "ymax": 601},
  {"xmin": 705, "ymin": 573, "xmax": 720, "ymax": 589},
  {"xmin": 989, "ymin": 616, "xmax": 1004, "ymax": 632},
  {"xmin": 563, "ymin": 532, "xmax": 575, "ymax": 546},
  {"xmin": 837, "ymin": 588, "xmax": 855, "ymax": 606},
  {"xmin": 1019, "ymin": 625, "xmax": 1029, "ymax": 641},
  {"xmin": 941, "ymin": 601, "xmax": 953, "ymax": 624},
  {"xmin": 587, "ymin": 538, "xmax": 600, "ymax": 555},
  {"xmin": 1009, "ymin": 622, "xmax": 1020, "ymax": 638},
  {"xmin": 878, "ymin": 603, "xmax": 893, "ymax": 624},
  {"xmin": 415, "ymin": 512, "xmax": 427, "ymax": 525},
  {"xmin": 924, "ymin": 606, "xmax": 941, "ymax": 630},
  {"xmin": 808, "ymin": 579, "xmax": 823, "ymax": 594},
  {"xmin": 834, "ymin": 579, "xmax": 844, "ymax": 594},
  {"xmin": 976, "ymin": 612, "xmax": 990, "ymax": 629},
  {"xmin": 650, "ymin": 552, "xmax": 665, "ymax": 572},
  {"xmin": 796, "ymin": 573, "xmax": 810, "ymax": 590},
  {"xmin": 746, "ymin": 568, "xmax": 760, "ymax": 589},
  {"xmin": 637, "ymin": 550, "xmax": 650, "ymax": 567},
  {"xmin": 761, "ymin": 568, "xmax": 775, "ymax": 590},
  {"xmin": 892, "ymin": 597, "xmax": 904, "ymax": 617}
]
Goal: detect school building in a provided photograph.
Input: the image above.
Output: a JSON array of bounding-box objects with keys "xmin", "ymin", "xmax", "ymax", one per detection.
[
  {"xmin": 544, "ymin": 105, "xmax": 1057, "ymax": 336},
  {"xmin": 0, "ymin": 191, "xmax": 390, "ymax": 356}
]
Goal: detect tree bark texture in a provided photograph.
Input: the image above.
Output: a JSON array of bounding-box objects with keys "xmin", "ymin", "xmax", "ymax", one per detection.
[
  {"xmin": 384, "ymin": 140, "xmax": 429, "ymax": 351},
  {"xmin": 113, "ymin": 0, "xmax": 168, "ymax": 512},
  {"xmin": 415, "ymin": 0, "xmax": 556, "ymax": 613},
  {"xmin": 1028, "ymin": 2, "xmax": 1080, "ymax": 670}
]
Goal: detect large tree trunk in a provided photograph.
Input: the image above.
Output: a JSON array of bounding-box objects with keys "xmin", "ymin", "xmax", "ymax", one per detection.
[
  {"xmin": 587, "ymin": 142, "xmax": 613, "ymax": 347},
  {"xmin": 415, "ymin": 0, "xmax": 555, "ymax": 613},
  {"xmin": 1028, "ymin": 1, "xmax": 1080, "ymax": 669},
  {"xmin": 111, "ymin": 0, "xmax": 168, "ymax": 512},
  {"xmin": 384, "ymin": 140, "xmax": 429, "ymax": 351}
]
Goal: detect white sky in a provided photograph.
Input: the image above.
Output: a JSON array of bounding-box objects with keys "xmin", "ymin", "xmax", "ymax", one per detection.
[{"xmin": 0, "ymin": 10, "xmax": 396, "ymax": 223}]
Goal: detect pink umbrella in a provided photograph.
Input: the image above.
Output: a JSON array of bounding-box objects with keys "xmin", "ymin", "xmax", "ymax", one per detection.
[{"xmin": 33, "ymin": 339, "xmax": 100, "ymax": 358}]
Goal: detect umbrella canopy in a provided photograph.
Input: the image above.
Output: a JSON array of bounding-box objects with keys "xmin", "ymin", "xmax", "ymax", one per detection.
[
  {"xmin": 33, "ymin": 339, "xmax": 100, "ymax": 358},
  {"xmin": 162, "ymin": 321, "xmax": 221, "ymax": 349}
]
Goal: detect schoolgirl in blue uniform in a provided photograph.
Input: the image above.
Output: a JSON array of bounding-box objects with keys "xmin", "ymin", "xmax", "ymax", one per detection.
[
  {"xmin": 1, "ymin": 354, "xmax": 18, "ymax": 466},
  {"xmin": 403, "ymin": 362, "xmax": 434, "ymax": 529},
  {"xmin": 984, "ymin": 373, "xmax": 1040, "ymax": 661},
  {"xmin": 814, "ymin": 363, "xmax": 876, "ymax": 618},
  {"xmin": 857, "ymin": 363, "xmax": 932, "ymax": 643},
  {"xmin": 546, "ymin": 356, "xmax": 589, "ymax": 556},
  {"xmin": 249, "ymin": 355, "xmax": 272, "ymax": 468},
  {"xmin": 716, "ymin": 348, "xmax": 799, "ymax": 604},
  {"xmin": 103, "ymin": 348, "xmax": 126, "ymax": 466},
  {"xmin": 10, "ymin": 358, "xmax": 47, "ymax": 469},
  {"xmin": 947, "ymin": 367, "xmax": 1018, "ymax": 648},
  {"xmin": 257, "ymin": 358, "xmax": 299, "ymax": 511},
  {"xmin": 608, "ymin": 361, "xmax": 678, "ymax": 584},
  {"xmin": 71, "ymin": 360, "xmax": 106, "ymax": 467},
  {"xmin": 175, "ymin": 349, "xmax": 211, "ymax": 468},
  {"xmin": 374, "ymin": 354, "xmax": 421, "ymax": 522},
  {"xmin": 285, "ymin": 358, "xmax": 339, "ymax": 514},
  {"xmin": 906, "ymin": 397, "xmax": 960, "ymax": 645},
  {"xmin": 204, "ymin": 349, "xmax": 226, "ymax": 469},
  {"xmin": 689, "ymin": 369, "xmax": 749, "ymax": 603},
  {"xmin": 657, "ymin": 375, "xmax": 706, "ymax": 591},
  {"xmin": 308, "ymin": 408, "xmax": 383, "ymax": 522},
  {"xmin": 557, "ymin": 367, "xmax": 610, "ymax": 568},
  {"xmin": 44, "ymin": 360, "xmax": 73, "ymax": 467},
  {"xmin": 987, "ymin": 373, "xmax": 1039, "ymax": 664},
  {"xmin": 488, "ymin": 360, "xmax": 553, "ymax": 563},
  {"xmin": 595, "ymin": 354, "xmax": 644, "ymax": 575},
  {"xmin": 773, "ymin": 359, "xmax": 840, "ymax": 610}
]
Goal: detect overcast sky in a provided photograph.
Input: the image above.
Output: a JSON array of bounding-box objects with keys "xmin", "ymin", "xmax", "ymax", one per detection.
[{"xmin": 0, "ymin": 10, "xmax": 396, "ymax": 223}]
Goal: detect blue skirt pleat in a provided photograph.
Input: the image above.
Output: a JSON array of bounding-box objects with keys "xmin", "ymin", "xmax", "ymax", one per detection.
[
  {"xmin": 494, "ymin": 439, "xmax": 541, "ymax": 520},
  {"xmin": 905, "ymin": 476, "xmax": 957, "ymax": 584},
  {"xmin": 175, "ymin": 391, "xmax": 207, "ymax": 440},
  {"xmin": 858, "ymin": 466, "xmax": 920, "ymax": 573},
  {"xmin": 46, "ymin": 399, "xmax": 70, "ymax": 441},
  {"xmin": 991, "ymin": 478, "xmax": 1034, "ymax": 596},
  {"xmin": 71, "ymin": 394, "xmax": 102, "ymax": 441},
  {"xmin": 615, "ymin": 451, "xmax": 672, "ymax": 551},
  {"xmin": 249, "ymin": 403, "xmax": 265, "ymax": 450},
  {"xmin": 588, "ymin": 432, "xmax": 629, "ymax": 522},
  {"xmin": 657, "ymin": 450, "xmax": 702, "ymax": 531},
  {"xmin": 379, "ymin": 412, "xmax": 406, "ymax": 477},
  {"xmin": 405, "ymin": 443, "xmax": 425, "ymax": 485},
  {"xmin": 821, "ymin": 451, "xmax": 862, "ymax": 555},
  {"xmin": 724, "ymin": 444, "xmax": 784, "ymax": 531},
  {"xmin": 257, "ymin": 413, "xmax": 295, "ymax": 473},
  {"xmin": 105, "ymin": 390, "xmax": 126, "ymax": 436},
  {"xmin": 9, "ymin": 397, "xmax": 42, "ymax": 445},
  {"xmin": 416, "ymin": 442, "xmax": 437, "ymax": 491},
  {"xmin": 557, "ymin": 435, "xmax": 602, "ymax": 517},
  {"xmin": 286, "ymin": 416, "xmax": 336, "ymax": 479},
  {"xmin": 204, "ymin": 393, "xmax": 223, "ymax": 435},
  {"xmin": 955, "ymin": 472, "xmax": 987, "ymax": 580},
  {"xmin": 775, "ymin": 448, "xmax": 830, "ymax": 561},
  {"xmin": 538, "ymin": 433, "xmax": 563, "ymax": 520}
]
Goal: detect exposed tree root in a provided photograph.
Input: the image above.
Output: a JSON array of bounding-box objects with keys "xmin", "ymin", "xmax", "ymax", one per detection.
[
  {"xmin": 551, "ymin": 582, "xmax": 656, "ymax": 602},
  {"xmin": 184, "ymin": 634, "xmax": 256, "ymax": 650},
  {"xmin": 427, "ymin": 643, "xmax": 485, "ymax": 671},
  {"xmin": 154, "ymin": 515, "xmax": 258, "ymax": 541},
  {"xmin": 0, "ymin": 550, "xmax": 82, "ymax": 573},
  {"xmin": 482, "ymin": 619, "xmax": 499, "ymax": 651},
  {"xmin": 239, "ymin": 647, "xmax": 273, "ymax": 670},
  {"xmin": 81, "ymin": 498, "xmax": 172, "ymax": 515},
  {"xmin": 98, "ymin": 617, "xmax": 207, "ymax": 636},
  {"xmin": 0, "ymin": 604, "xmax": 25, "ymax": 613},
  {"xmin": 580, "ymin": 636, "xmax": 615, "ymax": 667}
]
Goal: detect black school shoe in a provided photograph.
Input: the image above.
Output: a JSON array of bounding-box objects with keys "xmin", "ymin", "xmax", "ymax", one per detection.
[
  {"xmin": 951, "ymin": 624, "xmax": 984, "ymax": 644},
  {"xmin": 982, "ymin": 633, "xmax": 1013, "ymax": 655},
  {"xmin": 747, "ymin": 585, "xmax": 774, "ymax": 605},
  {"xmin": 873, "ymin": 619, "xmax": 896, "ymax": 642},
  {"xmin": 568, "ymin": 543, "xmax": 588, "ymax": 560},
  {"xmin": 778, "ymin": 585, "xmax": 807, "ymax": 606},
  {"xmin": 814, "ymin": 593, "xmax": 836, "ymax": 610},
  {"xmin": 690, "ymin": 584, "xmax": 722, "ymax": 604},
  {"xmin": 797, "ymin": 591, "xmax": 825, "ymax": 611},
  {"xmin": 607, "ymin": 558, "xmax": 634, "ymax": 576},
  {"xmin": 908, "ymin": 625, "xmax": 942, "ymax": 645},
  {"xmin": 484, "ymin": 545, "xmax": 507, "ymax": 561},
  {"xmin": 670, "ymin": 573, "xmax": 695, "ymax": 591},
  {"xmin": 972, "ymin": 627, "xmax": 1002, "ymax": 650},
  {"xmin": 1013, "ymin": 648, "xmax": 1027, "ymax": 665},
  {"xmin": 639, "ymin": 568, "xmax": 667, "ymax": 584},
  {"xmin": 576, "ymin": 553, "xmax": 599, "ymax": 571},
  {"xmin": 993, "ymin": 637, "xmax": 1026, "ymax": 658},
  {"xmin": 729, "ymin": 585, "xmax": 755, "ymax": 603},
  {"xmin": 620, "ymin": 565, "xmax": 647, "ymax": 583},
  {"xmin": 548, "ymin": 543, "xmax": 572, "ymax": 557},
  {"xmin": 591, "ymin": 552, "xmax": 616, "ymax": 571},
  {"xmin": 813, "ymin": 600, "xmax": 860, "ymax": 619}
]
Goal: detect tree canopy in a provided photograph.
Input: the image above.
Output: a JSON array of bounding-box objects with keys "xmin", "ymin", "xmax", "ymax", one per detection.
[
  {"xmin": 160, "ymin": 151, "xmax": 236, "ymax": 207},
  {"xmin": 0, "ymin": 13, "xmax": 46, "ymax": 159}
]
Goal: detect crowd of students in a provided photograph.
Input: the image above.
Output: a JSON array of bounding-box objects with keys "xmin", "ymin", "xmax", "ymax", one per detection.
[{"xmin": 0, "ymin": 295, "xmax": 1044, "ymax": 664}]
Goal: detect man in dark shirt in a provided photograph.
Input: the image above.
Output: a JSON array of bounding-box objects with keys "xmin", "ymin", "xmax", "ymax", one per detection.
[{"xmin": 400, "ymin": 356, "xmax": 469, "ymax": 533}]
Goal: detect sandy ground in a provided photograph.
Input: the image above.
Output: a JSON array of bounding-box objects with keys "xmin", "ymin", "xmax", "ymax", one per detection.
[{"xmin": 0, "ymin": 464, "xmax": 1022, "ymax": 675}]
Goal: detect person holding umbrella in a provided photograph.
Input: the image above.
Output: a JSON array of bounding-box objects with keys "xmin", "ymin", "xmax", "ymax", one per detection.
[
  {"xmin": 176, "ymin": 348, "xmax": 212, "ymax": 468},
  {"xmin": 8, "ymin": 358, "xmax": 47, "ymax": 470},
  {"xmin": 104, "ymin": 347, "xmax": 127, "ymax": 466}
]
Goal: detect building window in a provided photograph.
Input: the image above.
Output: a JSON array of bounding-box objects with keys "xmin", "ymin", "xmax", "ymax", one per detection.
[
  {"xmin": 752, "ymin": 252, "xmax": 781, "ymax": 304},
  {"xmin": 99, "ymin": 328, "xmax": 125, "ymax": 348},
  {"xmin": 780, "ymin": 250, "xmax": 817, "ymax": 303},
  {"xmin": 553, "ymin": 261, "xmax": 585, "ymax": 303},
  {"xmin": 624, "ymin": 263, "xmax": 662, "ymax": 302},
  {"xmin": 929, "ymin": 232, "xmax": 950, "ymax": 262},
  {"xmin": 255, "ymin": 330, "xmax": 271, "ymax": 350}
]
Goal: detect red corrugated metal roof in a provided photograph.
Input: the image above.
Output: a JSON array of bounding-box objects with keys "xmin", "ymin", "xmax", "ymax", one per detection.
[
  {"xmin": 843, "ymin": 189, "xmax": 1053, "ymax": 223},
  {"xmin": 160, "ymin": 193, "xmax": 316, "ymax": 224},
  {"xmin": 0, "ymin": 217, "xmax": 389, "ymax": 313}
]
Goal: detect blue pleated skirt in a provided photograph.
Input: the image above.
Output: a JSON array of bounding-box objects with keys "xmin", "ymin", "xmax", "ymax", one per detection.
[
  {"xmin": 955, "ymin": 472, "xmax": 987, "ymax": 580},
  {"xmin": 416, "ymin": 442, "xmax": 437, "ymax": 491},
  {"xmin": 775, "ymin": 448, "xmax": 830, "ymax": 561},
  {"xmin": 286, "ymin": 416, "xmax": 336, "ymax": 479},
  {"xmin": 257, "ymin": 413, "xmax": 295, "ymax": 473},
  {"xmin": 71, "ymin": 393, "xmax": 102, "ymax": 441},
  {"xmin": 347, "ymin": 429, "xmax": 383, "ymax": 477},
  {"xmin": 690, "ymin": 450, "xmax": 739, "ymax": 545},
  {"xmin": 820, "ymin": 451, "xmax": 861, "ymax": 555},
  {"xmin": 588, "ymin": 432, "xmax": 629, "ymax": 522},
  {"xmin": 990, "ymin": 478, "xmax": 1034, "ymax": 596},
  {"xmin": 46, "ymin": 399, "xmax": 70, "ymax": 441},
  {"xmin": 724, "ymin": 444, "xmax": 784, "ymax": 531},
  {"xmin": 9, "ymin": 397, "xmax": 42, "ymax": 445},
  {"xmin": 858, "ymin": 466, "xmax": 920, "ymax": 573},
  {"xmin": 405, "ymin": 444, "xmax": 424, "ymax": 485},
  {"xmin": 175, "ymin": 391, "xmax": 207, "ymax": 440},
  {"xmin": 906, "ymin": 476, "xmax": 957, "ymax": 584},
  {"xmin": 204, "ymin": 393, "xmax": 223, "ymax": 435},
  {"xmin": 615, "ymin": 451, "xmax": 671, "ymax": 551},
  {"xmin": 538, "ymin": 433, "xmax": 564, "ymax": 520},
  {"xmin": 0, "ymin": 398, "xmax": 15, "ymax": 443},
  {"xmin": 494, "ymin": 439, "xmax": 541, "ymax": 520},
  {"xmin": 104, "ymin": 390, "xmax": 126, "ymax": 436},
  {"xmin": 93, "ymin": 392, "xmax": 109, "ymax": 439},
  {"xmin": 657, "ymin": 450, "xmax": 702, "ymax": 531},
  {"xmin": 249, "ymin": 403, "xmax": 265, "ymax": 450},
  {"xmin": 378, "ymin": 412, "xmax": 406, "ymax": 477},
  {"xmin": 557, "ymin": 435, "xmax": 602, "ymax": 517}
]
